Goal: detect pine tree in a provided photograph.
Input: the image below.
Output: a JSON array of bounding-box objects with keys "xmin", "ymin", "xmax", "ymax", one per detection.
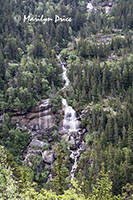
[
  {"xmin": 0, "ymin": 48, "xmax": 5, "ymax": 90},
  {"xmin": 89, "ymin": 163, "xmax": 114, "ymax": 200},
  {"xmin": 51, "ymin": 142, "xmax": 69, "ymax": 195}
]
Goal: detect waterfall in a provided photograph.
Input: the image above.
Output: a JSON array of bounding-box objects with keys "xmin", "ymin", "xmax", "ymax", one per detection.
[
  {"xmin": 57, "ymin": 55, "xmax": 83, "ymax": 180},
  {"xmin": 87, "ymin": 2, "xmax": 94, "ymax": 11},
  {"xmin": 43, "ymin": 108, "xmax": 52, "ymax": 129},
  {"xmin": 39, "ymin": 103, "xmax": 53, "ymax": 130},
  {"xmin": 62, "ymin": 98, "xmax": 79, "ymax": 133}
]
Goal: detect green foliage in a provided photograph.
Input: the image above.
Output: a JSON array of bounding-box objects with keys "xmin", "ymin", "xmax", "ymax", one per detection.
[
  {"xmin": 50, "ymin": 141, "xmax": 70, "ymax": 195},
  {"xmin": 0, "ymin": 150, "xmax": 127, "ymax": 200},
  {"xmin": 90, "ymin": 163, "xmax": 114, "ymax": 200},
  {"xmin": 51, "ymin": 94, "xmax": 62, "ymax": 113},
  {"xmin": 0, "ymin": 114, "xmax": 31, "ymax": 162},
  {"xmin": 110, "ymin": 0, "xmax": 133, "ymax": 29},
  {"xmin": 121, "ymin": 183, "xmax": 133, "ymax": 200},
  {"xmin": 2, "ymin": 56, "xmax": 63, "ymax": 111}
]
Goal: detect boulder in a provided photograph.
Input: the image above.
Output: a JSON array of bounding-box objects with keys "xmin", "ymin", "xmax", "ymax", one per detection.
[
  {"xmin": 42, "ymin": 150, "xmax": 55, "ymax": 164},
  {"xmin": 30, "ymin": 139, "xmax": 48, "ymax": 148},
  {"xmin": 69, "ymin": 137, "xmax": 76, "ymax": 150}
]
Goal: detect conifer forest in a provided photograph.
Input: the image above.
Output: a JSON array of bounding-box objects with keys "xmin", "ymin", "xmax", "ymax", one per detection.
[{"xmin": 0, "ymin": 0, "xmax": 133, "ymax": 199}]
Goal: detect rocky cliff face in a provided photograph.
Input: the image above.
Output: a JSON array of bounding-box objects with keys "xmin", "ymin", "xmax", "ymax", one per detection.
[
  {"xmin": 10, "ymin": 96, "xmax": 87, "ymax": 182},
  {"xmin": 11, "ymin": 99, "xmax": 54, "ymax": 131},
  {"xmin": 11, "ymin": 99, "xmax": 57, "ymax": 167},
  {"xmin": 87, "ymin": 1, "xmax": 115, "ymax": 15}
]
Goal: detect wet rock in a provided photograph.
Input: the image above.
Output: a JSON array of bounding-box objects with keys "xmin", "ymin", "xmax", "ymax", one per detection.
[
  {"xmin": 42, "ymin": 150, "xmax": 55, "ymax": 164},
  {"xmin": 80, "ymin": 141, "xmax": 87, "ymax": 151},
  {"xmin": 11, "ymin": 98, "xmax": 54, "ymax": 131},
  {"xmin": 30, "ymin": 139, "xmax": 48, "ymax": 148},
  {"xmin": 69, "ymin": 137, "xmax": 77, "ymax": 150},
  {"xmin": 78, "ymin": 121, "xmax": 82, "ymax": 128},
  {"xmin": 75, "ymin": 139, "xmax": 80, "ymax": 146},
  {"xmin": 63, "ymin": 122, "xmax": 70, "ymax": 129},
  {"xmin": 40, "ymin": 115, "xmax": 54, "ymax": 129},
  {"xmin": 66, "ymin": 112, "xmax": 72, "ymax": 118},
  {"xmin": 31, "ymin": 131, "xmax": 37, "ymax": 137},
  {"xmin": 30, "ymin": 99, "xmax": 51, "ymax": 113}
]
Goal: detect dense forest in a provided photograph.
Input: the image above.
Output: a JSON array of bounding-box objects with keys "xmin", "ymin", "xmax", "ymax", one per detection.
[{"xmin": 0, "ymin": 0, "xmax": 133, "ymax": 199}]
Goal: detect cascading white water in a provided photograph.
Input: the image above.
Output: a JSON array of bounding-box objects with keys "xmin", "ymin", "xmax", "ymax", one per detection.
[
  {"xmin": 57, "ymin": 55, "xmax": 82, "ymax": 180},
  {"xmin": 87, "ymin": 2, "xmax": 94, "ymax": 11},
  {"xmin": 62, "ymin": 65, "xmax": 70, "ymax": 89},
  {"xmin": 57, "ymin": 55, "xmax": 70, "ymax": 89},
  {"xmin": 70, "ymin": 147, "xmax": 82, "ymax": 180},
  {"xmin": 62, "ymin": 98, "xmax": 79, "ymax": 132}
]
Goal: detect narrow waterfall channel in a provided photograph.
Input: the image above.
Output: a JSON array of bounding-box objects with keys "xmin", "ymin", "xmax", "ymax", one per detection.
[
  {"xmin": 57, "ymin": 55, "xmax": 84, "ymax": 180},
  {"xmin": 39, "ymin": 105, "xmax": 42, "ymax": 129}
]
